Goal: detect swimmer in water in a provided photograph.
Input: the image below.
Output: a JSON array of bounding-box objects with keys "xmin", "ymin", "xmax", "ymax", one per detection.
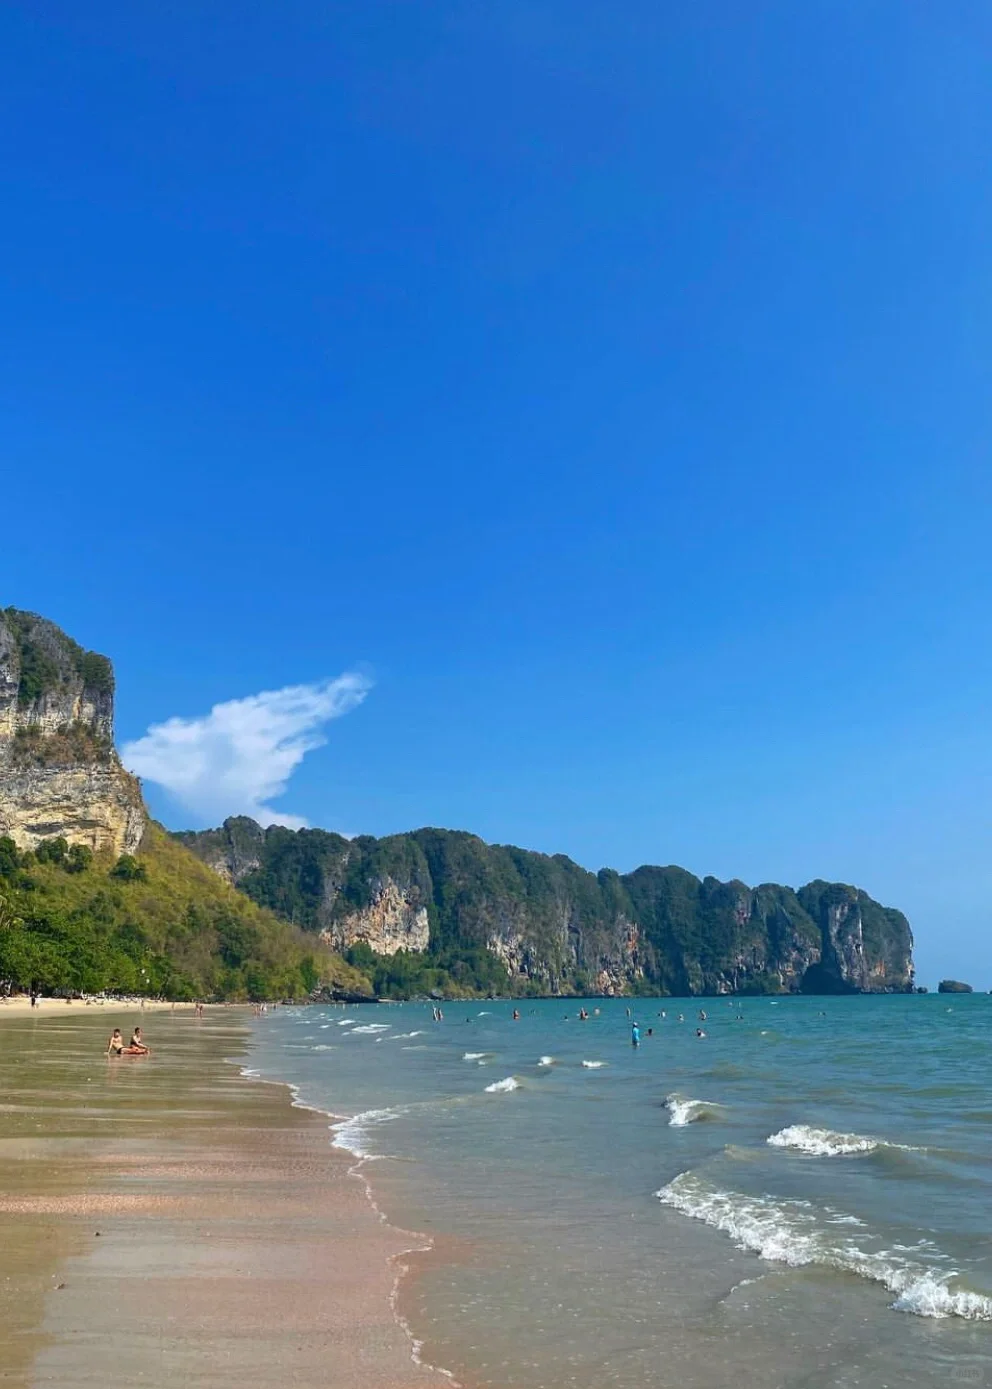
[
  {"xmin": 512, "ymin": 1009, "xmax": 520, "ymax": 1020},
  {"xmin": 677, "ymin": 1013, "xmax": 684, "ymax": 1023},
  {"xmin": 631, "ymin": 1022, "xmax": 640, "ymax": 1047},
  {"xmin": 696, "ymin": 1028, "xmax": 706, "ymax": 1038}
]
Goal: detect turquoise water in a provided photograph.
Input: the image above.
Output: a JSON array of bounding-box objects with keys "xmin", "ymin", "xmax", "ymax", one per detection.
[{"xmin": 248, "ymin": 995, "xmax": 992, "ymax": 1388}]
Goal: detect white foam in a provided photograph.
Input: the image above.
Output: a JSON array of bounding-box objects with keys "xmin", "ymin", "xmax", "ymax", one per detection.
[
  {"xmin": 485, "ymin": 1076, "xmax": 520, "ymax": 1093},
  {"xmin": 768, "ymin": 1125, "xmax": 922, "ymax": 1158},
  {"xmin": 389, "ymin": 1031, "xmax": 425, "ymax": 1040},
  {"xmin": 768, "ymin": 1124, "xmax": 880, "ymax": 1156},
  {"xmin": 538, "ymin": 1056, "xmax": 554, "ymax": 1066},
  {"xmin": 656, "ymin": 1171, "xmax": 992, "ymax": 1322},
  {"xmin": 665, "ymin": 1093, "xmax": 722, "ymax": 1127},
  {"xmin": 336, "ymin": 1019, "xmax": 357, "ymax": 1026},
  {"xmin": 581, "ymin": 1060, "xmax": 607, "ymax": 1069},
  {"xmin": 331, "ymin": 1106, "xmax": 405, "ymax": 1158},
  {"xmin": 463, "ymin": 1052, "xmax": 487, "ymax": 1061},
  {"xmin": 349, "ymin": 1023, "xmax": 392, "ymax": 1035}
]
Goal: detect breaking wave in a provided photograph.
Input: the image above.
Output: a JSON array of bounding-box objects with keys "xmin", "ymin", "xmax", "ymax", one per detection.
[
  {"xmin": 767, "ymin": 1125, "xmax": 920, "ymax": 1157},
  {"xmin": 538, "ymin": 1056, "xmax": 554, "ymax": 1067},
  {"xmin": 485, "ymin": 1077, "xmax": 520, "ymax": 1093},
  {"xmin": 463, "ymin": 1052, "xmax": 488, "ymax": 1061},
  {"xmin": 582, "ymin": 1060, "xmax": 607, "ymax": 1069},
  {"xmin": 349, "ymin": 1023, "xmax": 392, "ymax": 1035},
  {"xmin": 656, "ymin": 1171, "xmax": 992, "ymax": 1321},
  {"xmin": 665, "ymin": 1093, "xmax": 723, "ymax": 1127},
  {"xmin": 331, "ymin": 1106, "xmax": 405, "ymax": 1159}
]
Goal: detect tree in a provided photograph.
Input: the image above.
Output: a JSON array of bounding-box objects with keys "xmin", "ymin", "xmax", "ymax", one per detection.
[
  {"xmin": 65, "ymin": 844, "xmax": 93, "ymax": 874},
  {"xmin": 36, "ymin": 837, "xmax": 68, "ymax": 866},
  {"xmin": 0, "ymin": 837, "xmax": 20, "ymax": 879},
  {"xmin": 111, "ymin": 854, "xmax": 147, "ymax": 882}
]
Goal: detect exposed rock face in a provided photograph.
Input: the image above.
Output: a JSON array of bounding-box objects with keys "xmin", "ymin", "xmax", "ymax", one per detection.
[
  {"xmin": 320, "ymin": 879, "xmax": 430, "ymax": 956},
  {"xmin": 173, "ymin": 816, "xmax": 265, "ymax": 885},
  {"xmin": 0, "ymin": 609, "xmax": 145, "ymax": 855},
  {"xmin": 177, "ymin": 820, "xmax": 915, "ymax": 995}
]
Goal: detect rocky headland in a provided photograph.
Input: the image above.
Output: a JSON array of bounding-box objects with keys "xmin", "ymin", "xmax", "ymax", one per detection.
[
  {"xmin": 0, "ymin": 608, "xmax": 145, "ymax": 855},
  {"xmin": 177, "ymin": 818, "xmax": 916, "ymax": 997}
]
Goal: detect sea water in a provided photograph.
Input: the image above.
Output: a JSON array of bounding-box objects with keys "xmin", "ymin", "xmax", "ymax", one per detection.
[{"xmin": 248, "ymin": 995, "xmax": 992, "ymax": 1387}]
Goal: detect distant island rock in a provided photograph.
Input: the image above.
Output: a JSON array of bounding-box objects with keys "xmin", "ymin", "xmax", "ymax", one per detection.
[
  {"xmin": 175, "ymin": 816, "xmax": 917, "ymax": 999},
  {"xmin": 937, "ymin": 979, "xmax": 973, "ymax": 993}
]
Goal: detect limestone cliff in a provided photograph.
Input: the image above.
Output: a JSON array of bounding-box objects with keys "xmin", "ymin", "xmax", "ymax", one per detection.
[
  {"xmin": 177, "ymin": 819, "xmax": 915, "ymax": 996},
  {"xmin": 319, "ymin": 879, "xmax": 430, "ymax": 956},
  {"xmin": 0, "ymin": 609, "xmax": 145, "ymax": 855}
]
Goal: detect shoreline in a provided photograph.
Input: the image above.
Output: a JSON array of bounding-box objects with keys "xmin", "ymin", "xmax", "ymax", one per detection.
[
  {"xmin": 237, "ymin": 1062, "xmax": 464, "ymax": 1387},
  {"xmin": 0, "ymin": 1006, "xmax": 455, "ymax": 1388}
]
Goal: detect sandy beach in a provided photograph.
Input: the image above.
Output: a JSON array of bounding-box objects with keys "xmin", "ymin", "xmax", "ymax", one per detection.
[{"xmin": 0, "ymin": 1006, "xmax": 446, "ymax": 1389}]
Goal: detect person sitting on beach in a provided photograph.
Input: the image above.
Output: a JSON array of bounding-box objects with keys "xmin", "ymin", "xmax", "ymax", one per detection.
[
  {"xmin": 107, "ymin": 1028, "xmax": 124, "ymax": 1056},
  {"xmin": 127, "ymin": 1027, "xmax": 150, "ymax": 1055}
]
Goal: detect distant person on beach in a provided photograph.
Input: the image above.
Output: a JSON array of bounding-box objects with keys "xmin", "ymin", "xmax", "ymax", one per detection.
[{"xmin": 107, "ymin": 1028, "xmax": 124, "ymax": 1056}]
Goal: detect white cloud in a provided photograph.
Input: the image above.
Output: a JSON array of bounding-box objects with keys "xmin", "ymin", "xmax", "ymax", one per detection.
[{"xmin": 121, "ymin": 673, "xmax": 372, "ymax": 829}]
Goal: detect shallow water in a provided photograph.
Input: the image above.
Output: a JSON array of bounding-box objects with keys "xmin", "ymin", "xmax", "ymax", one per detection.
[{"xmin": 250, "ymin": 994, "xmax": 992, "ymax": 1387}]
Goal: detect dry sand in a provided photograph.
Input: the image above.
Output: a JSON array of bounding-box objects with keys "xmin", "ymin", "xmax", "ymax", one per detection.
[{"xmin": 0, "ymin": 1007, "xmax": 448, "ymax": 1388}]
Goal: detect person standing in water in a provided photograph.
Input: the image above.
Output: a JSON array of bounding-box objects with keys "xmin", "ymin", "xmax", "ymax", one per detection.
[{"xmin": 631, "ymin": 1021, "xmax": 640, "ymax": 1047}]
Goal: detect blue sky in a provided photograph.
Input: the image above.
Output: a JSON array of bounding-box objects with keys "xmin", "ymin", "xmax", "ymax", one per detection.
[{"xmin": 3, "ymin": 2, "xmax": 991, "ymax": 984}]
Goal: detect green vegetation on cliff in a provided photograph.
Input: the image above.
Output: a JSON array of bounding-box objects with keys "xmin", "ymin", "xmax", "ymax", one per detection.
[
  {"xmin": 177, "ymin": 820, "xmax": 915, "ymax": 998},
  {"xmin": 0, "ymin": 824, "xmax": 370, "ymax": 1001},
  {"xmin": 2, "ymin": 607, "xmax": 114, "ymax": 706}
]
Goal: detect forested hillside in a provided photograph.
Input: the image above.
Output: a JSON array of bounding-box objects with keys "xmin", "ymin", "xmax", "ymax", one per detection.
[
  {"xmin": 0, "ymin": 824, "xmax": 370, "ymax": 1001},
  {"xmin": 177, "ymin": 819, "xmax": 916, "ymax": 999}
]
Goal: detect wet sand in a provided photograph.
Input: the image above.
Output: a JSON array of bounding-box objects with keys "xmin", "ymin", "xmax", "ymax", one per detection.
[{"xmin": 0, "ymin": 1008, "xmax": 445, "ymax": 1389}]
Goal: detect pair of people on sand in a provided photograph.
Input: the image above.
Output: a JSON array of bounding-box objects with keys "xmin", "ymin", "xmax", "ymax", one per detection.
[{"xmin": 106, "ymin": 1027, "xmax": 150, "ymax": 1057}]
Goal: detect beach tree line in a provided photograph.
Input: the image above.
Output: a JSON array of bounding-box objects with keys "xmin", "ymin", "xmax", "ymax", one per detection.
[{"xmin": 0, "ymin": 827, "xmax": 366, "ymax": 1002}]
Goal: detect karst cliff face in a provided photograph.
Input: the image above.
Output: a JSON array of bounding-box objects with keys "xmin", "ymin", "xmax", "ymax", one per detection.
[
  {"xmin": 319, "ymin": 880, "xmax": 431, "ymax": 956},
  {"xmin": 0, "ymin": 609, "xmax": 145, "ymax": 855},
  {"xmin": 177, "ymin": 818, "xmax": 915, "ymax": 995}
]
